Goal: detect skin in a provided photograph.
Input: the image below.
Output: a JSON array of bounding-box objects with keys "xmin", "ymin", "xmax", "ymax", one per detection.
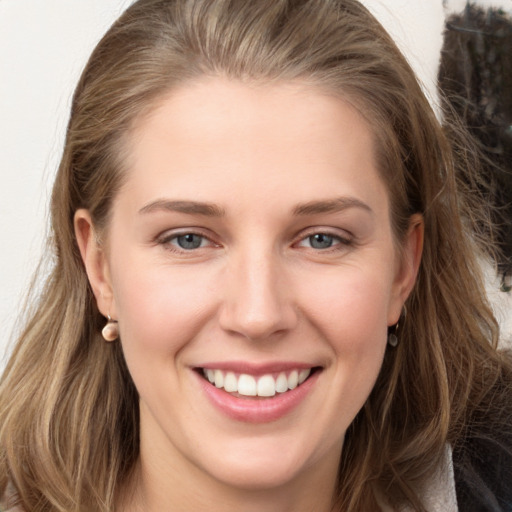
[{"xmin": 75, "ymin": 78, "xmax": 423, "ymax": 512}]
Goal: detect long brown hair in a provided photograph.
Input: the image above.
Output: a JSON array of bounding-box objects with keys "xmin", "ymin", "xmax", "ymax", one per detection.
[{"xmin": 1, "ymin": 1, "xmax": 510, "ymax": 510}]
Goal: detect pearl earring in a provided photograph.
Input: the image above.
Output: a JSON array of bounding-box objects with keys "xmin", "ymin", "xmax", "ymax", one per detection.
[{"xmin": 101, "ymin": 315, "xmax": 119, "ymax": 342}]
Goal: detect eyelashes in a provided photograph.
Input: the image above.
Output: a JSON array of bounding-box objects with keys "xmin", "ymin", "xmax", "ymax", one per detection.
[
  {"xmin": 156, "ymin": 229, "xmax": 219, "ymax": 253},
  {"xmin": 296, "ymin": 232, "xmax": 352, "ymax": 251},
  {"xmin": 156, "ymin": 228, "xmax": 354, "ymax": 255},
  {"xmin": 168, "ymin": 233, "xmax": 212, "ymax": 250}
]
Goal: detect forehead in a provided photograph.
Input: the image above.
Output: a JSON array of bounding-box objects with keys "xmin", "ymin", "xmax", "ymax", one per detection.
[{"xmin": 120, "ymin": 77, "xmax": 388, "ymax": 215}]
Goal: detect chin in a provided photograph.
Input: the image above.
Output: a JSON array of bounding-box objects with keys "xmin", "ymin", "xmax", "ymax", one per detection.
[
  {"xmin": 194, "ymin": 435, "xmax": 325, "ymax": 492},
  {"xmin": 209, "ymin": 460, "xmax": 305, "ymax": 492}
]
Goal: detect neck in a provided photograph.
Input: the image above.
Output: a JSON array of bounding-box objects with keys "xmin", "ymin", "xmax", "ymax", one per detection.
[{"xmin": 122, "ymin": 468, "xmax": 337, "ymax": 512}]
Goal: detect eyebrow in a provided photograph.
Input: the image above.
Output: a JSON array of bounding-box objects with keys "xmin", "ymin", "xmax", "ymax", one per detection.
[
  {"xmin": 138, "ymin": 196, "xmax": 372, "ymax": 217},
  {"xmin": 138, "ymin": 199, "xmax": 225, "ymax": 217},
  {"xmin": 292, "ymin": 197, "xmax": 373, "ymax": 216}
]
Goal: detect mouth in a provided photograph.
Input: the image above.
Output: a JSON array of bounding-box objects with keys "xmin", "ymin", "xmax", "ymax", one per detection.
[
  {"xmin": 194, "ymin": 363, "xmax": 322, "ymax": 423},
  {"xmin": 196, "ymin": 367, "xmax": 320, "ymax": 399}
]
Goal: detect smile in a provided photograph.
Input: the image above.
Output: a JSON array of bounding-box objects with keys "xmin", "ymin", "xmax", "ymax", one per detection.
[{"xmin": 201, "ymin": 368, "xmax": 312, "ymax": 397}]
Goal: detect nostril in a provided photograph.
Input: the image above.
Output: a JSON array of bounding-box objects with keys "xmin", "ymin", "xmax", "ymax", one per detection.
[
  {"xmin": 217, "ymin": 267, "xmax": 298, "ymax": 340},
  {"xmin": 218, "ymin": 304, "xmax": 298, "ymax": 342}
]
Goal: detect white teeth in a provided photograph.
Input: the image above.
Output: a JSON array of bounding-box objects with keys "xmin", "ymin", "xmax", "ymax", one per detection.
[
  {"xmin": 275, "ymin": 372, "xmax": 288, "ymax": 393},
  {"xmin": 238, "ymin": 374, "xmax": 257, "ymax": 396},
  {"xmin": 202, "ymin": 368, "xmax": 313, "ymax": 397},
  {"xmin": 214, "ymin": 369, "xmax": 224, "ymax": 388},
  {"xmin": 298, "ymin": 369, "xmax": 310, "ymax": 384},
  {"xmin": 257, "ymin": 375, "xmax": 276, "ymax": 397},
  {"xmin": 288, "ymin": 370, "xmax": 299, "ymax": 390},
  {"xmin": 224, "ymin": 372, "xmax": 238, "ymax": 392}
]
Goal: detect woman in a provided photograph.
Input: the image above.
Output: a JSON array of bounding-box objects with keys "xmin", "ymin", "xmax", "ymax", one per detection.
[{"xmin": 0, "ymin": 0, "xmax": 510, "ymax": 510}]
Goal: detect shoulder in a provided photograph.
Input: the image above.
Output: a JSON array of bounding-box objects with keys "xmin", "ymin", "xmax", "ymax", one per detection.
[
  {"xmin": 453, "ymin": 430, "xmax": 512, "ymax": 511},
  {"xmin": 452, "ymin": 371, "xmax": 512, "ymax": 511}
]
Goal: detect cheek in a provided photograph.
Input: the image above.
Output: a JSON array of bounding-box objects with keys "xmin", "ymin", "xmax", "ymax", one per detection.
[
  {"xmin": 295, "ymin": 265, "xmax": 392, "ymax": 354},
  {"xmin": 310, "ymin": 276, "xmax": 389, "ymax": 395},
  {"xmin": 110, "ymin": 254, "xmax": 218, "ymax": 357},
  {"xmin": 289, "ymin": 266, "xmax": 391, "ymax": 446},
  {"xmin": 294, "ymin": 263, "xmax": 391, "ymax": 416}
]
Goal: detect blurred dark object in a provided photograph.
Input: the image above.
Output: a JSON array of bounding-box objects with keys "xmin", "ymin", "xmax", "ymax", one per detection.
[{"xmin": 439, "ymin": 4, "xmax": 512, "ymax": 288}]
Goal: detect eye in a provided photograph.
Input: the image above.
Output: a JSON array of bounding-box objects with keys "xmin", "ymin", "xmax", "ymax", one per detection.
[
  {"xmin": 305, "ymin": 233, "xmax": 336, "ymax": 249},
  {"xmin": 296, "ymin": 231, "xmax": 352, "ymax": 250},
  {"xmin": 172, "ymin": 233, "xmax": 207, "ymax": 250},
  {"xmin": 157, "ymin": 231, "xmax": 216, "ymax": 252}
]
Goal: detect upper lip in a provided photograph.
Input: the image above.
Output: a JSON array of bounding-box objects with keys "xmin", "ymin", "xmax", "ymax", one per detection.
[{"xmin": 194, "ymin": 361, "xmax": 320, "ymax": 376}]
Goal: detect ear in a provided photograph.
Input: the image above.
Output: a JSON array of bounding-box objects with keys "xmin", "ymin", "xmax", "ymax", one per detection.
[
  {"xmin": 388, "ymin": 214, "xmax": 424, "ymax": 325},
  {"xmin": 74, "ymin": 209, "xmax": 116, "ymax": 319}
]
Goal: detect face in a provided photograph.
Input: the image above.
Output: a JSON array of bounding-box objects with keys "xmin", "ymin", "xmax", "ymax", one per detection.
[{"xmin": 77, "ymin": 78, "xmax": 421, "ymax": 497}]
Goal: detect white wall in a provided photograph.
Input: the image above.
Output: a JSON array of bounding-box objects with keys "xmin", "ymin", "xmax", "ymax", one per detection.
[
  {"xmin": 1, "ymin": 0, "xmax": 510, "ymax": 367},
  {"xmin": 0, "ymin": 0, "xmax": 132, "ymax": 364}
]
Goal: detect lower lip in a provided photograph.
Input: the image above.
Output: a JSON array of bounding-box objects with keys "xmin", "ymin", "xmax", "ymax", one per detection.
[{"xmin": 195, "ymin": 370, "xmax": 320, "ymax": 423}]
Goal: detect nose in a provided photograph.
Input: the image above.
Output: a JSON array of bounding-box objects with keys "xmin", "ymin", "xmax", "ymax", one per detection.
[{"xmin": 218, "ymin": 247, "xmax": 298, "ymax": 341}]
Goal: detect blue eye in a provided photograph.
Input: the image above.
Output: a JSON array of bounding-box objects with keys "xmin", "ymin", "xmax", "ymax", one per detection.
[
  {"xmin": 307, "ymin": 233, "xmax": 336, "ymax": 249},
  {"xmin": 296, "ymin": 231, "xmax": 351, "ymax": 251},
  {"xmin": 156, "ymin": 229, "xmax": 219, "ymax": 254},
  {"xmin": 172, "ymin": 233, "xmax": 206, "ymax": 250}
]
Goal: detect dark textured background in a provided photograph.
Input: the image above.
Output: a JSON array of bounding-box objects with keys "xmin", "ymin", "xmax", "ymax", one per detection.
[{"xmin": 439, "ymin": 4, "xmax": 512, "ymax": 287}]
